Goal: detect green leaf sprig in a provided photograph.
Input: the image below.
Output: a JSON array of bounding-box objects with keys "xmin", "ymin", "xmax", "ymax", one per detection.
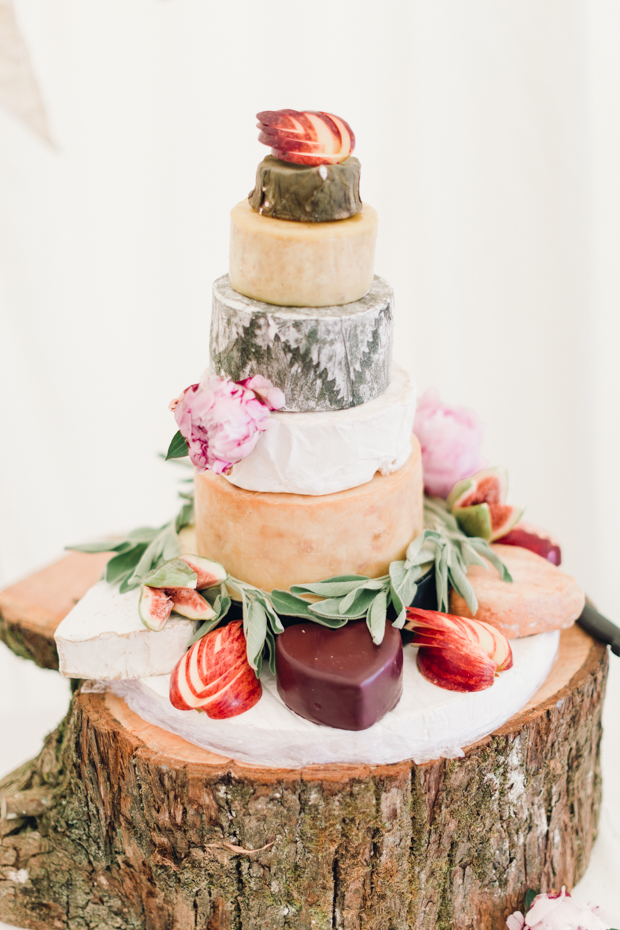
[
  {"xmin": 66, "ymin": 490, "xmax": 195, "ymax": 594},
  {"xmin": 421, "ymin": 497, "xmax": 512, "ymax": 614},
  {"xmin": 68, "ymin": 478, "xmax": 512, "ymax": 670},
  {"xmin": 166, "ymin": 430, "xmax": 189, "ymax": 460}
]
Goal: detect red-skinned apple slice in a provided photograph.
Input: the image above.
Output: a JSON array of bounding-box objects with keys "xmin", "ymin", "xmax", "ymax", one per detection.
[
  {"xmin": 416, "ymin": 642, "xmax": 497, "ymax": 692},
  {"xmin": 198, "ymin": 665, "xmax": 262, "ymax": 719},
  {"xmin": 405, "ymin": 607, "xmax": 513, "ymax": 691},
  {"xmin": 186, "ymin": 633, "xmax": 245, "ymax": 699},
  {"xmin": 256, "ymin": 109, "xmax": 355, "ymax": 166},
  {"xmin": 169, "ymin": 620, "xmax": 262, "ymax": 718}
]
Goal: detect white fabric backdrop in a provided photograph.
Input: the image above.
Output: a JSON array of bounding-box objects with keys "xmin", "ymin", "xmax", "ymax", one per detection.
[{"xmin": 0, "ymin": 0, "xmax": 619, "ymax": 921}]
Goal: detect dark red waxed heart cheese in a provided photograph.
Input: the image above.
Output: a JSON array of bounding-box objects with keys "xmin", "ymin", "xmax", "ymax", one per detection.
[{"xmin": 275, "ymin": 619, "xmax": 403, "ymax": 731}]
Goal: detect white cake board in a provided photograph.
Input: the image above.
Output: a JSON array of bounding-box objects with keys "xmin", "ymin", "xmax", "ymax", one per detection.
[{"xmin": 108, "ymin": 630, "xmax": 560, "ymax": 767}]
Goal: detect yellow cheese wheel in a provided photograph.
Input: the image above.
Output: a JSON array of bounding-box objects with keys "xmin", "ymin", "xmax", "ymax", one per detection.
[
  {"xmin": 229, "ymin": 200, "xmax": 378, "ymax": 307},
  {"xmin": 194, "ymin": 439, "xmax": 423, "ymax": 592}
]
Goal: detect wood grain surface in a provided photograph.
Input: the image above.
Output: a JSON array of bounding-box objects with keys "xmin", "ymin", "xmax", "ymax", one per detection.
[{"xmin": 0, "ymin": 555, "xmax": 609, "ymax": 930}]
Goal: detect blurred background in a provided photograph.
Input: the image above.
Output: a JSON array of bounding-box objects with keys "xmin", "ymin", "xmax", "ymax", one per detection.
[{"xmin": 0, "ymin": 0, "xmax": 619, "ymax": 920}]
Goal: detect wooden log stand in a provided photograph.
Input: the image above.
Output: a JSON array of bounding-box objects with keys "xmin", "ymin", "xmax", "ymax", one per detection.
[{"xmin": 0, "ymin": 554, "xmax": 609, "ymax": 930}]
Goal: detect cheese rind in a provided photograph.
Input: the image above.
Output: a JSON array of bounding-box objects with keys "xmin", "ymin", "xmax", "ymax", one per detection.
[
  {"xmin": 248, "ymin": 155, "xmax": 362, "ymax": 222},
  {"xmin": 210, "ymin": 274, "xmax": 393, "ymax": 412},
  {"xmin": 109, "ymin": 629, "xmax": 560, "ymax": 767},
  {"xmin": 449, "ymin": 545, "xmax": 586, "ymax": 638},
  {"xmin": 54, "ymin": 582, "xmax": 196, "ymax": 680},
  {"xmin": 195, "ymin": 439, "xmax": 424, "ymax": 592},
  {"xmin": 229, "ymin": 200, "xmax": 377, "ymax": 307},
  {"xmin": 226, "ymin": 365, "xmax": 416, "ymax": 495}
]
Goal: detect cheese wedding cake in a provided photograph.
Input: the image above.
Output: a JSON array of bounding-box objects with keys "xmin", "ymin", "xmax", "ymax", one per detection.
[{"xmin": 57, "ymin": 109, "xmax": 586, "ymax": 765}]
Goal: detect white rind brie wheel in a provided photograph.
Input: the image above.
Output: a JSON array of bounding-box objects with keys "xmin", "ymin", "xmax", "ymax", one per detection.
[
  {"xmin": 226, "ymin": 364, "xmax": 417, "ymax": 495},
  {"xmin": 109, "ymin": 631, "xmax": 559, "ymax": 768}
]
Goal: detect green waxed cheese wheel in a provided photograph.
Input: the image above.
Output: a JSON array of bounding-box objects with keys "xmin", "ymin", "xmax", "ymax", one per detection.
[{"xmin": 248, "ymin": 156, "xmax": 363, "ymax": 222}]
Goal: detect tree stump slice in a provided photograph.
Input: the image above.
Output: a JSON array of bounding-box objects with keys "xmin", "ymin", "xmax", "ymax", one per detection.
[{"xmin": 0, "ymin": 556, "xmax": 609, "ymax": 930}]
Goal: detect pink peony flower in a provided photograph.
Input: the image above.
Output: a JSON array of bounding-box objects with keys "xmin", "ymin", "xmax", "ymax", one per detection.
[
  {"xmin": 413, "ymin": 388, "xmax": 485, "ymax": 498},
  {"xmin": 171, "ymin": 375, "xmax": 285, "ymax": 475},
  {"xmin": 506, "ymin": 889, "xmax": 610, "ymax": 930}
]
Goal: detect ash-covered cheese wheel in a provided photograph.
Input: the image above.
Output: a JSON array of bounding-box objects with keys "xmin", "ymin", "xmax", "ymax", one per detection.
[
  {"xmin": 229, "ymin": 200, "xmax": 377, "ymax": 307},
  {"xmin": 248, "ymin": 155, "xmax": 362, "ymax": 222},
  {"xmin": 194, "ymin": 440, "xmax": 423, "ymax": 593},
  {"xmin": 210, "ymin": 274, "xmax": 393, "ymax": 412}
]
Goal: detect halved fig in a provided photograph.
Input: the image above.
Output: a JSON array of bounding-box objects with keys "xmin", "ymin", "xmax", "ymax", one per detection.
[
  {"xmin": 142, "ymin": 557, "xmax": 197, "ymax": 590},
  {"xmin": 447, "ymin": 467, "xmax": 524, "ymax": 541},
  {"xmin": 169, "ymin": 588, "xmax": 217, "ymax": 621},
  {"xmin": 178, "ymin": 554, "xmax": 227, "ymax": 590},
  {"xmin": 139, "ymin": 586, "xmax": 173, "ymax": 631}
]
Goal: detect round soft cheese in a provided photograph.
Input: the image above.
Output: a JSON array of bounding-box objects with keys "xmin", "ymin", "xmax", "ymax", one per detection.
[
  {"xmin": 194, "ymin": 439, "xmax": 423, "ymax": 593},
  {"xmin": 225, "ymin": 365, "xmax": 416, "ymax": 495},
  {"xmin": 229, "ymin": 199, "xmax": 377, "ymax": 307},
  {"xmin": 210, "ymin": 274, "xmax": 393, "ymax": 412},
  {"xmin": 110, "ymin": 629, "xmax": 560, "ymax": 767}
]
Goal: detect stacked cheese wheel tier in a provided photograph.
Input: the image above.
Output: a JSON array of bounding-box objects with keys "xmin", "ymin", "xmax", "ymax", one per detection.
[
  {"xmin": 226, "ymin": 364, "xmax": 416, "ymax": 495},
  {"xmin": 195, "ymin": 439, "xmax": 423, "ymax": 592},
  {"xmin": 229, "ymin": 200, "xmax": 378, "ymax": 307},
  {"xmin": 210, "ymin": 274, "xmax": 393, "ymax": 412}
]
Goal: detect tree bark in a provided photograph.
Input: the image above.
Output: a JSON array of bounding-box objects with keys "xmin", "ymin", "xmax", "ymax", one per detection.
[{"xmin": 0, "ymin": 558, "xmax": 609, "ymax": 930}]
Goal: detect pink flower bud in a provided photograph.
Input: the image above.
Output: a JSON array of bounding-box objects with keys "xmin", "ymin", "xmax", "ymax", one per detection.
[
  {"xmin": 413, "ymin": 389, "xmax": 485, "ymax": 499},
  {"xmin": 172, "ymin": 375, "xmax": 285, "ymax": 475},
  {"xmin": 506, "ymin": 889, "xmax": 610, "ymax": 930},
  {"xmin": 237, "ymin": 375, "xmax": 286, "ymax": 411}
]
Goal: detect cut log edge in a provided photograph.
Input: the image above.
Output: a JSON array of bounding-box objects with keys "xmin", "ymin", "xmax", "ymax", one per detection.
[{"xmin": 92, "ymin": 624, "xmax": 606, "ymax": 782}]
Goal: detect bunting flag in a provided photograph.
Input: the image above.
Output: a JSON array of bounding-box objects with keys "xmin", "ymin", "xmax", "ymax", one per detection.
[{"xmin": 0, "ymin": 0, "xmax": 51, "ymax": 143}]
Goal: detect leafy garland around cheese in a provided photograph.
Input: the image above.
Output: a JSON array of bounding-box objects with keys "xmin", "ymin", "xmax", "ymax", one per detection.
[{"xmin": 68, "ymin": 485, "xmax": 511, "ymax": 674}]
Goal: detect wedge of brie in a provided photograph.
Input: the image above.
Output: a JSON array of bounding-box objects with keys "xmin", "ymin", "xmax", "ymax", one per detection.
[{"xmin": 55, "ymin": 581, "xmax": 195, "ymax": 680}]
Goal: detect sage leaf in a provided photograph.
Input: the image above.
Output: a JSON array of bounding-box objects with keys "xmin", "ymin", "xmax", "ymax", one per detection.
[
  {"xmin": 270, "ymin": 590, "xmax": 316, "ymax": 620},
  {"xmin": 300, "ymin": 612, "xmax": 348, "ymax": 629},
  {"xmin": 105, "ymin": 545, "xmax": 148, "ymax": 585},
  {"xmin": 161, "ymin": 523, "xmax": 181, "ymax": 561},
  {"xmin": 338, "ymin": 586, "xmax": 382, "ymax": 618},
  {"xmin": 291, "ymin": 576, "xmax": 368, "ymax": 597},
  {"xmin": 126, "ymin": 526, "xmax": 161, "ymax": 544},
  {"xmin": 175, "ymin": 500, "xmax": 195, "ymax": 533},
  {"xmin": 260, "ymin": 595, "xmax": 285, "ymax": 634},
  {"xmin": 66, "ymin": 539, "xmax": 126, "ymax": 554},
  {"xmin": 127, "ymin": 531, "xmax": 168, "ymax": 587},
  {"xmin": 189, "ymin": 593, "xmax": 231, "ymax": 645},
  {"xmin": 469, "ymin": 538, "xmax": 513, "ymax": 582},
  {"xmin": 142, "ymin": 558, "xmax": 196, "ymax": 590},
  {"xmin": 389, "ymin": 561, "xmax": 419, "ymax": 625},
  {"xmin": 166, "ymin": 430, "xmax": 189, "ymax": 460},
  {"xmin": 457, "ymin": 540, "xmax": 488, "ymax": 569},
  {"xmin": 367, "ymin": 589, "xmax": 387, "ymax": 644},
  {"xmin": 308, "ymin": 598, "xmax": 355, "ymax": 620},
  {"xmin": 435, "ymin": 544, "xmax": 450, "ymax": 611},
  {"xmin": 264, "ymin": 627, "xmax": 277, "ymax": 675},
  {"xmin": 448, "ymin": 550, "xmax": 478, "ymax": 616},
  {"xmin": 119, "ymin": 573, "xmax": 140, "ymax": 594},
  {"xmin": 245, "ymin": 598, "xmax": 268, "ymax": 671}
]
